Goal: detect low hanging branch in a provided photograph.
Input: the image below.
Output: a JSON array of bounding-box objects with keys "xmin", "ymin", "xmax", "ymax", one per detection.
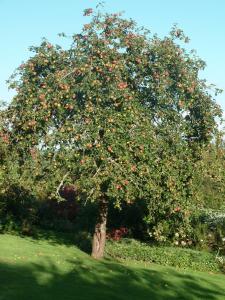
[{"xmin": 56, "ymin": 172, "xmax": 69, "ymax": 198}]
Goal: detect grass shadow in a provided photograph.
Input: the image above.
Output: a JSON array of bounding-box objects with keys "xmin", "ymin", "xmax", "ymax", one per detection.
[
  {"xmin": 0, "ymin": 256, "xmax": 225, "ymax": 300},
  {"xmin": 19, "ymin": 227, "xmax": 93, "ymax": 254}
]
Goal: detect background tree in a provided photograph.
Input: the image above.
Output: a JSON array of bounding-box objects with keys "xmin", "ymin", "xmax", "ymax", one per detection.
[
  {"xmin": 194, "ymin": 134, "xmax": 225, "ymax": 210},
  {"xmin": 4, "ymin": 7, "xmax": 222, "ymax": 258}
]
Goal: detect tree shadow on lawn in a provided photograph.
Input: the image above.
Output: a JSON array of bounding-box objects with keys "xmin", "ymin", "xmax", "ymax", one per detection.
[
  {"xmin": 25, "ymin": 228, "xmax": 93, "ymax": 254},
  {"xmin": 0, "ymin": 257, "xmax": 224, "ymax": 300}
]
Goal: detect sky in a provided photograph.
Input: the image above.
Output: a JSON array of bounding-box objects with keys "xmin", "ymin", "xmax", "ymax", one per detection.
[{"xmin": 0, "ymin": 0, "xmax": 224, "ymax": 115}]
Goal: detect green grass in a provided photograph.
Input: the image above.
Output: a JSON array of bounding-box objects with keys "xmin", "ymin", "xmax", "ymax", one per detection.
[{"xmin": 0, "ymin": 233, "xmax": 225, "ymax": 300}]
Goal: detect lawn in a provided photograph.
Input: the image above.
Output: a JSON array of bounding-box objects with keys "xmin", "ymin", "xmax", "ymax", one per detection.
[{"xmin": 0, "ymin": 233, "xmax": 225, "ymax": 300}]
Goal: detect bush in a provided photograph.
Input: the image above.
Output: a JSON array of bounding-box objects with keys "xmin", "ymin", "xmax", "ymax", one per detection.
[
  {"xmin": 105, "ymin": 238, "xmax": 224, "ymax": 273},
  {"xmin": 106, "ymin": 202, "xmax": 148, "ymax": 240},
  {"xmin": 191, "ymin": 209, "xmax": 225, "ymax": 254},
  {"xmin": 215, "ymin": 255, "xmax": 225, "ymax": 273},
  {"xmin": 107, "ymin": 227, "xmax": 129, "ymax": 241},
  {"xmin": 0, "ymin": 184, "xmax": 38, "ymax": 232},
  {"xmin": 38, "ymin": 198, "xmax": 79, "ymax": 224}
]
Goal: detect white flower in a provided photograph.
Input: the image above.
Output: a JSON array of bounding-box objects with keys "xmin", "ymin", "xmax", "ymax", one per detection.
[
  {"xmin": 222, "ymin": 237, "xmax": 225, "ymax": 242},
  {"xmin": 174, "ymin": 241, "xmax": 179, "ymax": 245},
  {"xmin": 181, "ymin": 241, "xmax": 186, "ymax": 246},
  {"xmin": 216, "ymin": 256, "xmax": 225, "ymax": 264},
  {"xmin": 175, "ymin": 233, "xmax": 179, "ymax": 238}
]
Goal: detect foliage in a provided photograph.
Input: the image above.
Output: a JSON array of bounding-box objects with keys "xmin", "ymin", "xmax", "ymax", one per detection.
[
  {"xmin": 194, "ymin": 138, "xmax": 225, "ymax": 209},
  {"xmin": 143, "ymin": 138, "xmax": 225, "ymax": 245},
  {"xmin": 216, "ymin": 255, "xmax": 225, "ymax": 273},
  {"xmin": 191, "ymin": 209, "xmax": 225, "ymax": 254},
  {"xmin": 0, "ymin": 142, "xmax": 60, "ymax": 232},
  {"xmin": 5, "ymin": 6, "xmax": 221, "ymax": 202},
  {"xmin": 106, "ymin": 238, "xmax": 224, "ymax": 273},
  {"xmin": 38, "ymin": 200, "xmax": 97, "ymax": 235},
  {"xmin": 107, "ymin": 226, "xmax": 129, "ymax": 241}
]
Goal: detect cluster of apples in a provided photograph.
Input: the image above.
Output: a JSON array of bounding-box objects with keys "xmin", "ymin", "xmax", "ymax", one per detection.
[
  {"xmin": 59, "ymin": 83, "xmax": 70, "ymax": 91},
  {"xmin": 117, "ymin": 82, "xmax": 128, "ymax": 90},
  {"xmin": 174, "ymin": 206, "xmax": 181, "ymax": 212},
  {"xmin": 27, "ymin": 120, "xmax": 37, "ymax": 128},
  {"xmin": 116, "ymin": 180, "xmax": 129, "ymax": 191},
  {"xmin": 65, "ymin": 103, "xmax": 74, "ymax": 110},
  {"xmin": 39, "ymin": 94, "xmax": 45, "ymax": 101},
  {"xmin": 0, "ymin": 131, "xmax": 9, "ymax": 144}
]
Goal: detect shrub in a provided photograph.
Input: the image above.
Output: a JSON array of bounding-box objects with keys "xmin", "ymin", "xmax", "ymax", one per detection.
[
  {"xmin": 191, "ymin": 209, "xmax": 225, "ymax": 254},
  {"xmin": 144, "ymin": 207, "xmax": 194, "ymax": 246},
  {"xmin": 107, "ymin": 227, "xmax": 129, "ymax": 241},
  {"xmin": 215, "ymin": 255, "xmax": 225, "ymax": 273},
  {"xmin": 0, "ymin": 184, "xmax": 38, "ymax": 230},
  {"xmin": 38, "ymin": 198, "xmax": 79, "ymax": 223},
  {"xmin": 105, "ymin": 238, "xmax": 224, "ymax": 273}
]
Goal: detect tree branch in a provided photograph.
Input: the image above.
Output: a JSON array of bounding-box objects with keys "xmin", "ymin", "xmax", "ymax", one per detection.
[{"xmin": 56, "ymin": 172, "xmax": 69, "ymax": 197}]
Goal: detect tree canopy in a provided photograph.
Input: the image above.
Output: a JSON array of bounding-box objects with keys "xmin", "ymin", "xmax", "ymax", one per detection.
[{"xmin": 1, "ymin": 7, "xmax": 222, "ymax": 258}]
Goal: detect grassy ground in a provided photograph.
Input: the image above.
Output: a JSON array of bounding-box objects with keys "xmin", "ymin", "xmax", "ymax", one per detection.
[{"xmin": 0, "ymin": 233, "xmax": 225, "ymax": 300}]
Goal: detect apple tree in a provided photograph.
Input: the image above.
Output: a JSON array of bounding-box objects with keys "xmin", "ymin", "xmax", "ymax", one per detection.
[{"xmin": 5, "ymin": 7, "xmax": 222, "ymax": 258}]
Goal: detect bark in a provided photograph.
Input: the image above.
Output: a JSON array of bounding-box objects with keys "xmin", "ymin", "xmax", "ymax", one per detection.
[{"xmin": 91, "ymin": 198, "xmax": 108, "ymax": 259}]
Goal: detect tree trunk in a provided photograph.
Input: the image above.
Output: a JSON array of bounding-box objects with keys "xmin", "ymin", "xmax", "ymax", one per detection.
[{"xmin": 91, "ymin": 198, "xmax": 108, "ymax": 259}]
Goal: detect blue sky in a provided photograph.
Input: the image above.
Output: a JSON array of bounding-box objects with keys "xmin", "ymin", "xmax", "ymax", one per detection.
[{"xmin": 0, "ymin": 0, "xmax": 224, "ymax": 114}]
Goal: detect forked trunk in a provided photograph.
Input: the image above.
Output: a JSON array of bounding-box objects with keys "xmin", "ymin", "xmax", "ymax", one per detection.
[{"xmin": 91, "ymin": 198, "xmax": 108, "ymax": 259}]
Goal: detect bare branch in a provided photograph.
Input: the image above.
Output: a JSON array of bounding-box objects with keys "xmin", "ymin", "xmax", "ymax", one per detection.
[{"xmin": 56, "ymin": 172, "xmax": 69, "ymax": 197}]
